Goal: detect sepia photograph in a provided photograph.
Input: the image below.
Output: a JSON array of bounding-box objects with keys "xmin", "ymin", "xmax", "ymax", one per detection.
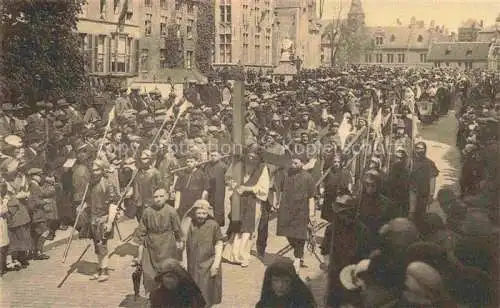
[{"xmin": 0, "ymin": 0, "xmax": 499, "ymax": 307}]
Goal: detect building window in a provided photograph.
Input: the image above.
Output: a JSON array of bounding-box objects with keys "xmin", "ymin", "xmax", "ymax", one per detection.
[
  {"xmin": 187, "ymin": 1, "xmax": 194, "ymax": 14},
  {"xmin": 376, "ymin": 53, "xmax": 383, "ymax": 63},
  {"xmin": 187, "ymin": 19, "xmax": 194, "ymax": 39},
  {"xmin": 186, "ymin": 51, "xmax": 193, "ymax": 69},
  {"xmin": 417, "ymin": 35, "xmax": 423, "ymax": 42},
  {"xmin": 420, "ymin": 53, "xmax": 427, "ymax": 62},
  {"xmin": 145, "ymin": 0, "xmax": 152, "ymax": 8},
  {"xmin": 465, "ymin": 62, "xmax": 472, "ymax": 69},
  {"xmin": 265, "ymin": 46, "xmax": 270, "ymax": 65},
  {"xmin": 220, "ymin": 0, "xmax": 231, "ymax": 23},
  {"xmin": 243, "ymin": 33, "xmax": 249, "ymax": 63},
  {"xmin": 242, "ymin": 5, "xmax": 248, "ymax": 24},
  {"xmin": 95, "ymin": 35, "xmax": 105, "ymax": 73},
  {"xmin": 140, "ymin": 49, "xmax": 149, "ymax": 71},
  {"xmin": 160, "ymin": 16, "xmax": 167, "ymax": 37},
  {"xmin": 445, "ymin": 48, "xmax": 451, "ymax": 55},
  {"xmin": 219, "ymin": 34, "xmax": 231, "ymax": 63},
  {"xmin": 390, "ymin": 35, "xmax": 395, "ymax": 42},
  {"xmin": 466, "ymin": 49, "xmax": 472, "ymax": 56},
  {"xmin": 145, "ymin": 14, "xmax": 152, "ymax": 36},
  {"xmin": 114, "ymin": 0, "xmax": 121, "ymax": 14},
  {"xmin": 387, "ymin": 54, "xmax": 394, "ymax": 63},
  {"xmin": 365, "ymin": 54, "xmax": 372, "ymax": 63},
  {"xmin": 255, "ymin": 34, "xmax": 260, "ymax": 65},
  {"xmin": 160, "ymin": 0, "xmax": 167, "ymax": 9},
  {"xmin": 397, "ymin": 53, "xmax": 405, "ymax": 63},
  {"xmin": 111, "ymin": 35, "xmax": 127, "ymax": 73},
  {"xmin": 175, "ymin": 0, "xmax": 182, "ymax": 10},
  {"xmin": 375, "ymin": 36, "xmax": 384, "ymax": 45},
  {"xmin": 160, "ymin": 49, "xmax": 167, "ymax": 68}
]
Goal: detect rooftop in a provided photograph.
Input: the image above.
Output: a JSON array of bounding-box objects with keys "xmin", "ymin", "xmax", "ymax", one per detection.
[
  {"xmin": 367, "ymin": 26, "xmax": 449, "ymax": 50},
  {"xmin": 427, "ymin": 42, "xmax": 491, "ymax": 61}
]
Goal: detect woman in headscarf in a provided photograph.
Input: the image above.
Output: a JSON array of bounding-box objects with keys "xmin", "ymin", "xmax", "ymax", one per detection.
[
  {"xmin": 150, "ymin": 258, "xmax": 206, "ymax": 308},
  {"xmin": 256, "ymin": 259, "xmax": 316, "ymax": 308}
]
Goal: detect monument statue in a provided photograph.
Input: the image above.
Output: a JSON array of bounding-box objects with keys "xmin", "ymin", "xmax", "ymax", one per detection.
[{"xmin": 280, "ymin": 37, "xmax": 294, "ymax": 62}]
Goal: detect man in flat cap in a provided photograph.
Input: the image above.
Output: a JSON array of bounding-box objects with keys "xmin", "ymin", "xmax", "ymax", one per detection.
[
  {"xmin": 71, "ymin": 146, "xmax": 91, "ymax": 235},
  {"xmin": 115, "ymin": 88, "xmax": 133, "ymax": 117},
  {"xmin": 27, "ymin": 168, "xmax": 50, "ymax": 260}
]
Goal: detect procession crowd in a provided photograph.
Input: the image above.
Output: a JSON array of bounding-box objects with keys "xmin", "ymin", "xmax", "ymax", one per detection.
[{"xmin": 0, "ymin": 66, "xmax": 499, "ymax": 307}]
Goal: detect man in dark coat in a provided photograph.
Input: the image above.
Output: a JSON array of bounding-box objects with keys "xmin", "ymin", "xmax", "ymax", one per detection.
[
  {"xmin": 134, "ymin": 150, "xmax": 162, "ymax": 221},
  {"xmin": 174, "ymin": 152, "xmax": 209, "ymax": 219},
  {"xmin": 356, "ymin": 170, "xmax": 399, "ymax": 258},
  {"xmin": 205, "ymin": 150, "xmax": 227, "ymax": 227},
  {"xmin": 276, "ymin": 152, "xmax": 316, "ymax": 272},
  {"xmin": 27, "ymin": 168, "xmax": 50, "ymax": 260},
  {"xmin": 409, "ymin": 141, "xmax": 439, "ymax": 227}
]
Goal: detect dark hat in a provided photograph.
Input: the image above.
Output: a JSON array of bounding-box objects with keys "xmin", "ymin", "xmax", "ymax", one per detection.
[
  {"xmin": 27, "ymin": 168, "xmax": 43, "ymax": 176},
  {"xmin": 332, "ymin": 194, "xmax": 355, "ymax": 214},
  {"xmin": 363, "ymin": 169, "xmax": 381, "ymax": 184},
  {"xmin": 57, "ymin": 98, "xmax": 69, "ymax": 107},
  {"xmin": 1, "ymin": 103, "xmax": 14, "ymax": 111}
]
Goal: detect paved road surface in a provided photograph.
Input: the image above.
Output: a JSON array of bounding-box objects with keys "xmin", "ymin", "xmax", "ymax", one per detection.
[{"xmin": 0, "ymin": 112, "xmax": 461, "ymax": 307}]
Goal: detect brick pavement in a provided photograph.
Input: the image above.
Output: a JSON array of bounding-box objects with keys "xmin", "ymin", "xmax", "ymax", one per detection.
[{"xmin": 0, "ymin": 213, "xmax": 328, "ymax": 308}]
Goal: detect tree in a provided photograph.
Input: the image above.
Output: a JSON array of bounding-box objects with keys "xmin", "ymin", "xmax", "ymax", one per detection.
[
  {"xmin": 1, "ymin": 0, "xmax": 86, "ymax": 105},
  {"xmin": 334, "ymin": 22, "xmax": 371, "ymax": 65},
  {"xmin": 195, "ymin": 0, "xmax": 215, "ymax": 74}
]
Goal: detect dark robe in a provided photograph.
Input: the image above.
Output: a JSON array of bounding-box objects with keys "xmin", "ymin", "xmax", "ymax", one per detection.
[
  {"xmin": 256, "ymin": 260, "xmax": 316, "ymax": 308},
  {"xmin": 277, "ymin": 169, "xmax": 315, "ymax": 240},
  {"xmin": 186, "ymin": 219, "xmax": 223, "ymax": 306},
  {"xmin": 134, "ymin": 204, "xmax": 183, "ymax": 293},
  {"xmin": 327, "ymin": 210, "xmax": 358, "ymax": 307},
  {"xmin": 356, "ymin": 193, "xmax": 399, "ymax": 258},
  {"xmin": 410, "ymin": 156, "xmax": 439, "ymax": 224},
  {"xmin": 206, "ymin": 161, "xmax": 227, "ymax": 227},
  {"xmin": 175, "ymin": 168, "xmax": 209, "ymax": 219},
  {"xmin": 225, "ymin": 162, "xmax": 269, "ymax": 234},
  {"xmin": 385, "ymin": 161, "xmax": 411, "ymax": 217}
]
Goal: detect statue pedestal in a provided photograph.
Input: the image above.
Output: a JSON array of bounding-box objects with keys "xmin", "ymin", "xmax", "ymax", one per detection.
[{"xmin": 273, "ymin": 60, "xmax": 297, "ymax": 82}]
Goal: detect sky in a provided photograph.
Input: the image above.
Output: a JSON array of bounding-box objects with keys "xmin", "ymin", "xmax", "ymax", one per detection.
[{"xmin": 319, "ymin": 0, "xmax": 500, "ymax": 32}]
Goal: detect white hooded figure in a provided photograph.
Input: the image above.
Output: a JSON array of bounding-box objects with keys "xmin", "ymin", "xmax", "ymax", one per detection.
[{"xmin": 338, "ymin": 112, "xmax": 353, "ymax": 149}]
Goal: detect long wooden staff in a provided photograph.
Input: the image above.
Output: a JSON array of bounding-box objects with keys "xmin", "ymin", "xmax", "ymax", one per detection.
[
  {"xmin": 62, "ymin": 184, "xmax": 89, "ymax": 263},
  {"xmin": 113, "ymin": 101, "xmax": 192, "ymax": 215}
]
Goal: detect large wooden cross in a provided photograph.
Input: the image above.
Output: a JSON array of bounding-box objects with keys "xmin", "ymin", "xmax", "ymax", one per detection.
[{"xmin": 231, "ymin": 81, "xmax": 245, "ymax": 222}]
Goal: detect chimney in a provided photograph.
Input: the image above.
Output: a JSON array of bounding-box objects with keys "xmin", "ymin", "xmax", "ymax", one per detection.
[
  {"xmin": 450, "ymin": 32, "xmax": 456, "ymax": 42},
  {"xmin": 479, "ymin": 20, "xmax": 484, "ymax": 28},
  {"xmin": 430, "ymin": 20, "xmax": 435, "ymax": 28},
  {"xmin": 410, "ymin": 16, "xmax": 416, "ymax": 26}
]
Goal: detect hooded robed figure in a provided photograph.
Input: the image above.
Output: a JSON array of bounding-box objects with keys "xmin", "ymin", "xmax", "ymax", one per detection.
[
  {"xmin": 182, "ymin": 199, "xmax": 224, "ymax": 307},
  {"xmin": 150, "ymin": 258, "xmax": 206, "ymax": 308},
  {"xmin": 256, "ymin": 259, "xmax": 316, "ymax": 308}
]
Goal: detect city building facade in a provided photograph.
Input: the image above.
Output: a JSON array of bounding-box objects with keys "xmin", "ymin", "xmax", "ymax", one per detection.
[
  {"xmin": 273, "ymin": 0, "xmax": 322, "ymax": 69},
  {"xmin": 427, "ymin": 42, "xmax": 490, "ymax": 70},
  {"xmin": 77, "ymin": 0, "xmax": 141, "ymax": 82},
  {"xmin": 213, "ymin": 0, "xmax": 275, "ymax": 70},
  {"xmin": 360, "ymin": 22, "xmax": 450, "ymax": 67},
  {"xmin": 131, "ymin": 0, "xmax": 204, "ymax": 96}
]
